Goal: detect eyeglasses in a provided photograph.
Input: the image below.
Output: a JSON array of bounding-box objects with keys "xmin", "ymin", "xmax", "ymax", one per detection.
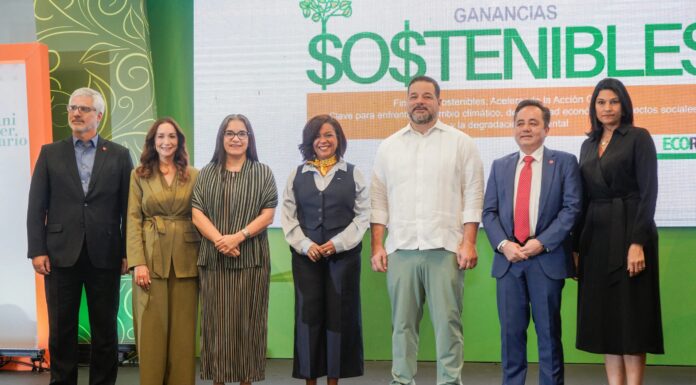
[
  {"xmin": 67, "ymin": 105, "xmax": 97, "ymax": 113},
  {"xmin": 224, "ymin": 130, "xmax": 250, "ymax": 140}
]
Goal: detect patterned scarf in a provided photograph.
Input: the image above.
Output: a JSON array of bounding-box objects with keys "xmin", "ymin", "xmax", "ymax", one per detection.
[{"xmin": 307, "ymin": 155, "xmax": 337, "ymax": 176}]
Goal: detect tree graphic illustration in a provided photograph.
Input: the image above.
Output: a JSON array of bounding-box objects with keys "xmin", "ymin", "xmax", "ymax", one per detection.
[{"xmin": 300, "ymin": 0, "xmax": 352, "ymax": 89}]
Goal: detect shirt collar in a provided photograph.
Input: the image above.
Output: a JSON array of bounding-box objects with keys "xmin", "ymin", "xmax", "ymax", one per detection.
[
  {"xmin": 301, "ymin": 157, "xmax": 348, "ymax": 174},
  {"xmin": 590, "ymin": 124, "xmax": 631, "ymax": 142},
  {"xmin": 73, "ymin": 134, "xmax": 99, "ymax": 148},
  {"xmin": 401, "ymin": 119, "xmax": 445, "ymax": 137},
  {"xmin": 518, "ymin": 145, "xmax": 544, "ymax": 165}
]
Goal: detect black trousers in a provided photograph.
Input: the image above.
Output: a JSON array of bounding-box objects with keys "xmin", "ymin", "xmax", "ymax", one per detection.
[
  {"xmin": 44, "ymin": 242, "xmax": 121, "ymax": 385},
  {"xmin": 291, "ymin": 246, "xmax": 364, "ymax": 379}
]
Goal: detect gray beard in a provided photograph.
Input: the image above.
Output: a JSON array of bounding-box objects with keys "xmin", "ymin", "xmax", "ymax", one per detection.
[
  {"xmin": 409, "ymin": 111, "xmax": 434, "ymax": 125},
  {"xmin": 69, "ymin": 124, "xmax": 98, "ymax": 135}
]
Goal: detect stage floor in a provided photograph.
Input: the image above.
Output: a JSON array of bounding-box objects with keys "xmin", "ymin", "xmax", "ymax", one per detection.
[{"xmin": 1, "ymin": 359, "xmax": 694, "ymax": 384}]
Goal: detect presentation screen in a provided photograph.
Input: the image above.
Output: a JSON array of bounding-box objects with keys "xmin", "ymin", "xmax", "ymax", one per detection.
[{"xmin": 194, "ymin": 0, "xmax": 696, "ymax": 226}]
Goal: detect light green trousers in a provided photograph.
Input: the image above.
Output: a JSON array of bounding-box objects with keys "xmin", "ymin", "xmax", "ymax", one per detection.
[{"xmin": 387, "ymin": 249, "xmax": 464, "ymax": 385}]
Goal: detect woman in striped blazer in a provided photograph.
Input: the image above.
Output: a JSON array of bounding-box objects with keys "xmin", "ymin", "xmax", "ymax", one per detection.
[{"xmin": 192, "ymin": 114, "xmax": 278, "ymax": 385}]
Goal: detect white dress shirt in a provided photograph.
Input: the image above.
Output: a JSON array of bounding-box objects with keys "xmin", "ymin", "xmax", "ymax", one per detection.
[
  {"xmin": 281, "ymin": 159, "xmax": 370, "ymax": 254},
  {"xmin": 370, "ymin": 120, "xmax": 484, "ymax": 254}
]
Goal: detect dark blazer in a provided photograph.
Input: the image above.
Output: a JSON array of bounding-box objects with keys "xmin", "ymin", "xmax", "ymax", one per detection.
[
  {"xmin": 483, "ymin": 147, "xmax": 582, "ymax": 279},
  {"xmin": 27, "ymin": 136, "xmax": 133, "ymax": 269}
]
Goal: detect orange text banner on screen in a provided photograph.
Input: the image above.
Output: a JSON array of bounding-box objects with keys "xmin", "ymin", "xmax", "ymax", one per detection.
[
  {"xmin": 307, "ymin": 84, "xmax": 696, "ymax": 139},
  {"xmin": 0, "ymin": 42, "xmax": 52, "ymax": 370}
]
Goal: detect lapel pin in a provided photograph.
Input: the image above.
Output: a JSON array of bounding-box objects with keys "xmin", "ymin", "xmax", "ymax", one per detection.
[
  {"xmin": 548, "ymin": 159, "xmax": 554, "ymax": 164},
  {"xmin": 102, "ymin": 146, "xmax": 107, "ymax": 151}
]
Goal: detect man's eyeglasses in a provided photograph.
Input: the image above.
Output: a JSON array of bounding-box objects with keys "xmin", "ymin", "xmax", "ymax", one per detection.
[
  {"xmin": 67, "ymin": 105, "xmax": 97, "ymax": 113},
  {"xmin": 224, "ymin": 130, "xmax": 250, "ymax": 140}
]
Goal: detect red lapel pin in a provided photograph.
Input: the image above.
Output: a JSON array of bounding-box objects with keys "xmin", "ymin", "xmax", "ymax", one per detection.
[{"xmin": 548, "ymin": 159, "xmax": 554, "ymax": 164}]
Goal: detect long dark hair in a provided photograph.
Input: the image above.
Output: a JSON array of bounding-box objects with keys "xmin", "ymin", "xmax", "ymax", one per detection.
[
  {"xmin": 298, "ymin": 114, "xmax": 347, "ymax": 161},
  {"xmin": 588, "ymin": 78, "xmax": 634, "ymax": 141},
  {"xmin": 210, "ymin": 114, "xmax": 259, "ymax": 165},
  {"xmin": 135, "ymin": 117, "xmax": 190, "ymax": 183}
]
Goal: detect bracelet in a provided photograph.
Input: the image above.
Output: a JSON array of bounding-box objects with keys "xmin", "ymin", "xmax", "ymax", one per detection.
[{"xmin": 241, "ymin": 227, "xmax": 251, "ymax": 239}]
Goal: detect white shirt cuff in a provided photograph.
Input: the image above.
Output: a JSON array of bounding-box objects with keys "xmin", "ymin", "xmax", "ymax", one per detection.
[
  {"xmin": 461, "ymin": 209, "xmax": 482, "ymax": 224},
  {"xmin": 370, "ymin": 209, "xmax": 389, "ymax": 225}
]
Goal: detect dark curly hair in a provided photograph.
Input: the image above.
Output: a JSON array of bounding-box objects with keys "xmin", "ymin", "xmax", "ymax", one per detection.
[{"xmin": 298, "ymin": 114, "xmax": 347, "ymax": 161}]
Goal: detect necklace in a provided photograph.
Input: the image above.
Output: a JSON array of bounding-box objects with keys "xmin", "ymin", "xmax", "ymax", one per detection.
[{"xmin": 600, "ymin": 127, "xmax": 616, "ymax": 147}]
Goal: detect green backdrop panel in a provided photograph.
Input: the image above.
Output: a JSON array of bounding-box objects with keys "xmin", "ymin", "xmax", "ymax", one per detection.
[
  {"xmin": 145, "ymin": 0, "xmax": 194, "ymax": 161},
  {"xmin": 268, "ymin": 228, "xmax": 696, "ymax": 365}
]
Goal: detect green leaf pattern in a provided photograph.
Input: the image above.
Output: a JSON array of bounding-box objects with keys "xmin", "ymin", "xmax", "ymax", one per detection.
[
  {"xmin": 35, "ymin": 0, "xmax": 157, "ymax": 344},
  {"xmin": 35, "ymin": 0, "xmax": 157, "ymax": 164}
]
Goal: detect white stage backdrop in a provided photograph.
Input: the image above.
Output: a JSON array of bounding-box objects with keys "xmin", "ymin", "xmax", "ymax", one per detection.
[
  {"xmin": 194, "ymin": 0, "xmax": 696, "ymax": 226},
  {"xmin": 0, "ymin": 62, "xmax": 37, "ymax": 348}
]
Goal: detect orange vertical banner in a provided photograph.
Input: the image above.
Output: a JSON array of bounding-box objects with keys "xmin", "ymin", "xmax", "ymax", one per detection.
[{"xmin": 0, "ymin": 42, "xmax": 53, "ymax": 370}]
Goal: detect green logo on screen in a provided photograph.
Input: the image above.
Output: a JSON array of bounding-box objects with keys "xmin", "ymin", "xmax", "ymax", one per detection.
[
  {"xmin": 300, "ymin": 0, "xmax": 353, "ymax": 90},
  {"xmin": 658, "ymin": 136, "xmax": 696, "ymax": 160}
]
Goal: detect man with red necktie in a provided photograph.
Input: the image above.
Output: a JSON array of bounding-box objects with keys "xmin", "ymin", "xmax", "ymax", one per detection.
[{"xmin": 482, "ymin": 99, "xmax": 582, "ymax": 385}]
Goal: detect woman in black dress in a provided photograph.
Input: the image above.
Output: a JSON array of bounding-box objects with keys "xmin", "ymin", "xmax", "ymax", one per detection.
[
  {"xmin": 575, "ymin": 78, "xmax": 663, "ymax": 385},
  {"xmin": 281, "ymin": 115, "xmax": 369, "ymax": 385}
]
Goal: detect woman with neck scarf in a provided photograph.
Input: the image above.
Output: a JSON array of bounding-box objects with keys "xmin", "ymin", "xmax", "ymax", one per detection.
[{"xmin": 281, "ymin": 114, "xmax": 370, "ymax": 385}]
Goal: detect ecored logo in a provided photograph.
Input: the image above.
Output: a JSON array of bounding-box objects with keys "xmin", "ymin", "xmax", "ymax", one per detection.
[{"xmin": 659, "ymin": 136, "xmax": 696, "ymax": 159}]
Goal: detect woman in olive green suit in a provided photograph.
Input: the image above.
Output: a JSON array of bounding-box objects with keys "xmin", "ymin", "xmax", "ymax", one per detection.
[{"xmin": 126, "ymin": 117, "xmax": 201, "ymax": 385}]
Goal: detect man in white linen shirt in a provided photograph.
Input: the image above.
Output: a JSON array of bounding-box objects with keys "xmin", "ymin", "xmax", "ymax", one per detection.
[{"xmin": 370, "ymin": 75, "xmax": 484, "ymax": 385}]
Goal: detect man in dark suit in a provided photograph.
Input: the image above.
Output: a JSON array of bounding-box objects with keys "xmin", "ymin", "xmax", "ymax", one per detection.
[
  {"xmin": 483, "ymin": 99, "xmax": 581, "ymax": 385},
  {"xmin": 27, "ymin": 87, "xmax": 133, "ymax": 385}
]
